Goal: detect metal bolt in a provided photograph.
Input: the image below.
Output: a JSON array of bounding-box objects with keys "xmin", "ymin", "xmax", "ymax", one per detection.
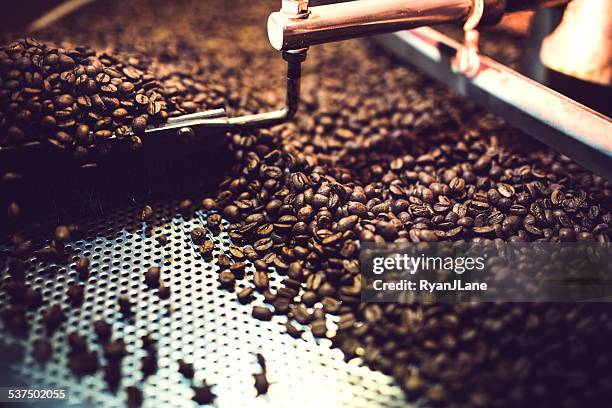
[{"xmin": 281, "ymin": 0, "xmax": 309, "ymax": 18}]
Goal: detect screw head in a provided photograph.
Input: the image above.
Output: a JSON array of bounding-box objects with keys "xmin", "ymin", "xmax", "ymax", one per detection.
[{"xmin": 281, "ymin": 0, "xmax": 309, "ymax": 16}]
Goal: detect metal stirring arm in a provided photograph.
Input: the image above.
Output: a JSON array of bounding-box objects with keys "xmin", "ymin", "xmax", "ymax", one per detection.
[
  {"xmin": 147, "ymin": 49, "xmax": 306, "ymax": 136},
  {"xmin": 0, "ymin": 49, "xmax": 306, "ymax": 159}
]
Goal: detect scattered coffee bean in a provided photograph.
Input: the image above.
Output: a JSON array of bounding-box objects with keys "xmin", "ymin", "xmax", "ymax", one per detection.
[
  {"xmin": 253, "ymin": 372, "xmax": 269, "ymax": 396},
  {"xmin": 285, "ymin": 321, "xmax": 303, "ymax": 339},
  {"xmin": 253, "ymin": 271, "xmax": 269, "ymax": 292},
  {"xmin": 144, "ymin": 266, "xmax": 161, "ymax": 288},
  {"xmin": 218, "ymin": 271, "xmax": 236, "ymax": 288},
  {"xmin": 178, "ymin": 359, "xmax": 194, "ymax": 379},
  {"xmin": 42, "ymin": 304, "xmax": 66, "ymax": 332},
  {"xmin": 252, "ymin": 306, "xmax": 272, "ymax": 321},
  {"xmin": 104, "ymin": 361, "xmax": 121, "ymax": 390},
  {"xmin": 94, "ymin": 319, "xmax": 112, "ymax": 343},
  {"xmin": 190, "ymin": 227, "xmax": 207, "ymax": 244},
  {"xmin": 75, "ymin": 257, "xmax": 90, "ymax": 279},
  {"xmin": 256, "ymin": 353, "xmax": 266, "ymax": 371},
  {"xmin": 237, "ymin": 287, "xmax": 254, "ymax": 304},
  {"xmin": 68, "ymin": 350, "xmax": 98, "ymax": 375},
  {"xmin": 67, "ymin": 283, "xmax": 85, "ymax": 306},
  {"xmin": 178, "ymin": 199, "xmax": 194, "ymax": 215},
  {"xmin": 158, "ymin": 284, "xmax": 171, "ymax": 299},
  {"xmin": 104, "ymin": 339, "xmax": 126, "ymax": 361},
  {"xmin": 118, "ymin": 296, "xmax": 133, "ymax": 317},
  {"xmin": 192, "ymin": 381, "xmax": 216, "ymax": 405},
  {"xmin": 141, "ymin": 352, "xmax": 157, "ymax": 377},
  {"xmin": 32, "ymin": 338, "xmax": 52, "ymax": 363},
  {"xmin": 68, "ymin": 333, "xmax": 88, "ymax": 352},
  {"xmin": 1, "ymin": 306, "xmax": 29, "ymax": 335},
  {"xmin": 139, "ymin": 205, "xmax": 154, "ymax": 221},
  {"xmin": 126, "ymin": 386, "xmax": 143, "ymax": 408},
  {"xmin": 24, "ymin": 287, "xmax": 43, "ymax": 309},
  {"xmin": 54, "ymin": 225, "xmax": 71, "ymax": 242}
]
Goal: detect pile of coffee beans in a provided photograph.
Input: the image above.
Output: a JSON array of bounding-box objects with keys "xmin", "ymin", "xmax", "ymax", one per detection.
[
  {"xmin": 0, "ymin": 38, "xmax": 169, "ymax": 158},
  {"xmin": 1, "ymin": 1, "xmax": 612, "ymax": 407}
]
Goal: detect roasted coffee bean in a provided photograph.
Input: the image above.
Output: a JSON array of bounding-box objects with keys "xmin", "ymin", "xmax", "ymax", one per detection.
[
  {"xmin": 206, "ymin": 214, "xmax": 221, "ymax": 232},
  {"xmin": 219, "ymin": 271, "xmax": 236, "ymax": 288},
  {"xmin": 104, "ymin": 362, "xmax": 121, "ymax": 390},
  {"xmin": 321, "ymin": 297, "xmax": 341, "ymax": 314},
  {"xmin": 75, "ymin": 257, "xmax": 90, "ymax": 279},
  {"xmin": 118, "ymin": 296, "xmax": 133, "ymax": 317},
  {"xmin": 126, "ymin": 386, "xmax": 143, "ymax": 408},
  {"xmin": 292, "ymin": 305, "xmax": 311, "ymax": 325},
  {"xmin": 190, "ymin": 227, "xmax": 207, "ymax": 244},
  {"xmin": 94, "ymin": 320, "xmax": 112, "ymax": 343},
  {"xmin": 54, "ymin": 225, "xmax": 71, "ymax": 242},
  {"xmin": 131, "ymin": 116, "xmax": 147, "ymax": 134},
  {"xmin": 229, "ymin": 246, "xmax": 246, "ymax": 260},
  {"xmin": 178, "ymin": 359, "xmax": 195, "ymax": 379},
  {"xmin": 42, "ymin": 304, "xmax": 66, "ymax": 332},
  {"xmin": 274, "ymin": 297, "xmax": 290, "ymax": 314},
  {"xmin": 201, "ymin": 198, "xmax": 218, "ymax": 211},
  {"xmin": 253, "ymin": 237, "xmax": 273, "ymax": 252},
  {"xmin": 301, "ymin": 288, "xmax": 319, "ymax": 307},
  {"xmin": 139, "ymin": 205, "xmax": 154, "ymax": 221},
  {"xmin": 144, "ymin": 266, "xmax": 161, "ymax": 287},
  {"xmin": 285, "ymin": 321, "xmax": 303, "ymax": 338},
  {"xmin": 102, "ymin": 339, "xmax": 126, "ymax": 361},
  {"xmin": 199, "ymin": 240, "xmax": 215, "ymax": 258},
  {"xmin": 179, "ymin": 199, "xmax": 194, "ymax": 215},
  {"xmin": 68, "ymin": 350, "xmax": 98, "ymax": 375},
  {"xmin": 256, "ymin": 353, "xmax": 266, "ymax": 371},
  {"xmin": 192, "ymin": 381, "xmax": 216, "ymax": 405},
  {"xmin": 237, "ymin": 286, "xmax": 254, "ymax": 304},
  {"xmin": 24, "ymin": 287, "xmax": 43, "ymax": 309},
  {"xmin": 67, "ymin": 283, "xmax": 85, "ymax": 306},
  {"xmin": 253, "ymin": 372, "xmax": 269, "ymax": 396},
  {"xmin": 217, "ymin": 253, "xmax": 232, "ymax": 268},
  {"xmin": 311, "ymin": 319, "xmax": 327, "ymax": 338},
  {"xmin": 68, "ymin": 333, "xmax": 88, "ymax": 352},
  {"xmin": 253, "ymin": 271, "xmax": 269, "ymax": 291},
  {"xmin": 32, "ymin": 338, "xmax": 52, "ymax": 362},
  {"xmin": 158, "ymin": 284, "xmax": 171, "ymax": 299},
  {"xmin": 252, "ymin": 306, "xmax": 273, "ymax": 321}
]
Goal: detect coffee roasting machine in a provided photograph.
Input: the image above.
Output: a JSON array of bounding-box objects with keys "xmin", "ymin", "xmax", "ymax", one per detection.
[{"xmin": 1, "ymin": 1, "xmax": 612, "ymax": 408}]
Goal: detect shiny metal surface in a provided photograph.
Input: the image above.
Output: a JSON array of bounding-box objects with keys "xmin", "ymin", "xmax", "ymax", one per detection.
[
  {"xmin": 540, "ymin": 0, "xmax": 612, "ymax": 86},
  {"xmin": 267, "ymin": 0, "xmax": 472, "ymax": 51},
  {"xmin": 0, "ymin": 201, "xmax": 409, "ymax": 407},
  {"xmin": 373, "ymin": 27, "xmax": 612, "ymax": 181}
]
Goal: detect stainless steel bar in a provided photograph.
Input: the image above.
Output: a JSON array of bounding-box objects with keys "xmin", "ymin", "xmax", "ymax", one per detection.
[
  {"xmin": 165, "ymin": 108, "xmax": 227, "ymax": 125},
  {"xmin": 28, "ymin": 0, "xmax": 96, "ymax": 32},
  {"xmin": 372, "ymin": 28, "xmax": 612, "ymax": 180},
  {"xmin": 268, "ymin": 0, "xmax": 472, "ymax": 51},
  {"xmin": 147, "ymin": 50, "xmax": 305, "ymax": 133}
]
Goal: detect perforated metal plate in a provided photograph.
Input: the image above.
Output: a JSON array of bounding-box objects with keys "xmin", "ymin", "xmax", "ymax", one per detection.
[{"xmin": 0, "ymin": 199, "xmax": 409, "ymax": 407}]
